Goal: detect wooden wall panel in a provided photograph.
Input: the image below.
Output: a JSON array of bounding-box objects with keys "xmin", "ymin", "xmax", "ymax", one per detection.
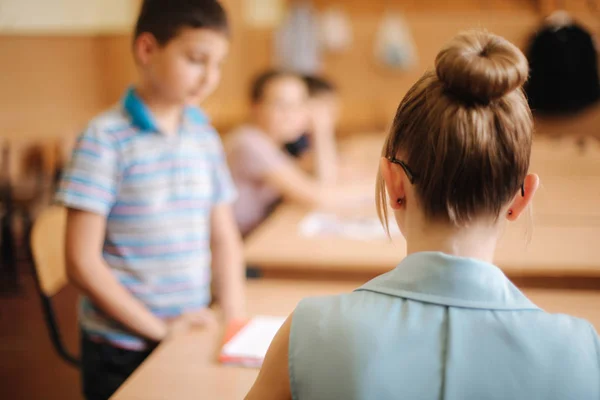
[
  {"xmin": 1, "ymin": 1, "xmax": 600, "ymax": 141},
  {"xmin": 0, "ymin": 36, "xmax": 104, "ymax": 139},
  {"xmin": 93, "ymin": 0, "xmax": 255, "ymax": 133},
  {"xmin": 322, "ymin": 11, "xmax": 543, "ymax": 132}
]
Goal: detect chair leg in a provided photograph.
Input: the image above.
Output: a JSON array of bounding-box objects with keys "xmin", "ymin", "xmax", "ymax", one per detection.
[
  {"xmin": 39, "ymin": 294, "xmax": 80, "ymax": 368},
  {"xmin": 21, "ymin": 211, "xmax": 33, "ymax": 264},
  {"xmin": 0, "ymin": 212, "xmax": 18, "ymax": 294}
]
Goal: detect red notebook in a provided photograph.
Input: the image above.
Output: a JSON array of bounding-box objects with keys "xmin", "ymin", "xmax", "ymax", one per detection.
[{"xmin": 219, "ymin": 316, "xmax": 286, "ymax": 368}]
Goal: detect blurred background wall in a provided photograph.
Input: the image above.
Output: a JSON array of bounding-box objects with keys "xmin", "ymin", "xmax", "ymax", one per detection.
[{"xmin": 1, "ymin": 0, "xmax": 600, "ymax": 140}]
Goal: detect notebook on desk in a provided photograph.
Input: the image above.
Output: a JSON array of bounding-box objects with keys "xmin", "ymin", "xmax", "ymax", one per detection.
[
  {"xmin": 298, "ymin": 212, "xmax": 401, "ymax": 240},
  {"xmin": 219, "ymin": 316, "xmax": 287, "ymax": 368}
]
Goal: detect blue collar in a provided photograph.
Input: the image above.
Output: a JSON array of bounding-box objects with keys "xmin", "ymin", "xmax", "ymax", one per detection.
[
  {"xmin": 356, "ymin": 252, "xmax": 539, "ymax": 311},
  {"xmin": 122, "ymin": 86, "xmax": 209, "ymax": 133}
]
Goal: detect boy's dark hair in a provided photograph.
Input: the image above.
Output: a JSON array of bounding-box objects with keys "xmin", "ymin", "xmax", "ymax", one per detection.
[
  {"xmin": 134, "ymin": 0, "xmax": 229, "ymax": 46},
  {"xmin": 303, "ymin": 75, "xmax": 337, "ymax": 97},
  {"xmin": 250, "ymin": 70, "xmax": 301, "ymax": 104}
]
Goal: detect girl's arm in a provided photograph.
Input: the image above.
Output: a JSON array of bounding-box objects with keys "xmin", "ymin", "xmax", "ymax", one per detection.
[
  {"xmin": 263, "ymin": 161, "xmax": 340, "ymax": 209},
  {"xmin": 309, "ymin": 104, "xmax": 338, "ymax": 184}
]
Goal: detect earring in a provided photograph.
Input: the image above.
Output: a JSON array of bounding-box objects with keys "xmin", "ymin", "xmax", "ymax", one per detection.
[
  {"xmin": 397, "ymin": 198, "xmax": 404, "ymax": 206},
  {"xmin": 508, "ymin": 210, "xmax": 513, "ymax": 216}
]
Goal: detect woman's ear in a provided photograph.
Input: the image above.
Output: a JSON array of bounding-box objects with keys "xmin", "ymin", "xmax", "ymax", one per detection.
[
  {"xmin": 380, "ymin": 157, "xmax": 406, "ymax": 210},
  {"xmin": 506, "ymin": 173, "xmax": 540, "ymax": 221}
]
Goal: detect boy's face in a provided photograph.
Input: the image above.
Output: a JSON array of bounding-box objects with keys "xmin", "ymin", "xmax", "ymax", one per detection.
[
  {"xmin": 254, "ymin": 76, "xmax": 309, "ymax": 143},
  {"xmin": 136, "ymin": 28, "xmax": 229, "ymax": 105}
]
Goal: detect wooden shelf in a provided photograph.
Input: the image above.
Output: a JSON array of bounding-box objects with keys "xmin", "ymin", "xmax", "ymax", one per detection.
[
  {"xmin": 310, "ymin": 0, "xmax": 539, "ymax": 15},
  {"xmin": 0, "ymin": 0, "xmax": 140, "ymax": 35},
  {"xmin": 309, "ymin": 0, "xmax": 600, "ymax": 15}
]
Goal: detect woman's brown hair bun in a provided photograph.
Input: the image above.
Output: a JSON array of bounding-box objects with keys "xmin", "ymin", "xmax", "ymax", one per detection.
[
  {"xmin": 435, "ymin": 30, "xmax": 529, "ymax": 103},
  {"xmin": 377, "ymin": 30, "xmax": 533, "ymax": 231}
]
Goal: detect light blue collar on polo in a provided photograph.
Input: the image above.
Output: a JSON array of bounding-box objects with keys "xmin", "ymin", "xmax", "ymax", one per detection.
[
  {"xmin": 356, "ymin": 252, "xmax": 539, "ymax": 311},
  {"xmin": 122, "ymin": 86, "xmax": 209, "ymax": 133}
]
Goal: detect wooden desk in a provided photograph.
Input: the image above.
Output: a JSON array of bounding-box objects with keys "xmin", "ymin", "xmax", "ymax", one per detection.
[
  {"xmin": 112, "ymin": 279, "xmax": 600, "ymax": 400},
  {"xmin": 244, "ymin": 205, "xmax": 600, "ymax": 279},
  {"xmin": 112, "ymin": 280, "xmax": 358, "ymax": 400},
  {"xmin": 244, "ymin": 134, "xmax": 600, "ymax": 279}
]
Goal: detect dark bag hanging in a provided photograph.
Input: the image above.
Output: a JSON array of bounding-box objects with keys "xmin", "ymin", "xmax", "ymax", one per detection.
[{"xmin": 525, "ymin": 18, "xmax": 600, "ymax": 115}]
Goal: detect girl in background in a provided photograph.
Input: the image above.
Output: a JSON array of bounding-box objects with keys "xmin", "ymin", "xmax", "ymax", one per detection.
[{"xmin": 226, "ymin": 70, "xmax": 357, "ymax": 236}]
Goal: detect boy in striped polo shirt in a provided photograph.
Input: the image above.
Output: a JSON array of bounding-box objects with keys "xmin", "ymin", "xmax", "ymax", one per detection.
[{"xmin": 56, "ymin": 1, "xmax": 245, "ymax": 398}]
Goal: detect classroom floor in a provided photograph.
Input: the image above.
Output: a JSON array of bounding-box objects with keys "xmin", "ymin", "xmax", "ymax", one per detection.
[{"xmin": 1, "ymin": 272, "xmax": 81, "ymax": 400}]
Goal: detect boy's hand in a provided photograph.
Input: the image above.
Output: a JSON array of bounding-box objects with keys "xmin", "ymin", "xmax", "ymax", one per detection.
[
  {"xmin": 185, "ymin": 308, "xmax": 219, "ymax": 328},
  {"xmin": 165, "ymin": 309, "xmax": 218, "ymax": 340}
]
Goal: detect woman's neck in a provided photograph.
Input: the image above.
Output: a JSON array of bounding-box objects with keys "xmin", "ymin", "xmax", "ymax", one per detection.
[
  {"xmin": 136, "ymin": 84, "xmax": 183, "ymax": 136},
  {"xmin": 405, "ymin": 218, "xmax": 500, "ymax": 263}
]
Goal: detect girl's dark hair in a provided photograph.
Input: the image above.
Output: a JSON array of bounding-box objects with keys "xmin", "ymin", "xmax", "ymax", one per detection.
[
  {"xmin": 302, "ymin": 75, "xmax": 337, "ymax": 97},
  {"xmin": 250, "ymin": 70, "xmax": 301, "ymax": 104},
  {"xmin": 134, "ymin": 0, "xmax": 229, "ymax": 46}
]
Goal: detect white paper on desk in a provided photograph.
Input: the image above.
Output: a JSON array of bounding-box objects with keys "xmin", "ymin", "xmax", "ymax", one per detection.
[
  {"xmin": 299, "ymin": 212, "xmax": 400, "ymax": 240},
  {"xmin": 221, "ymin": 316, "xmax": 286, "ymax": 360}
]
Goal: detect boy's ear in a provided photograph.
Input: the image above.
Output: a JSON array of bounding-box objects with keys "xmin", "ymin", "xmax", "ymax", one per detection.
[{"xmin": 133, "ymin": 32, "xmax": 159, "ymax": 66}]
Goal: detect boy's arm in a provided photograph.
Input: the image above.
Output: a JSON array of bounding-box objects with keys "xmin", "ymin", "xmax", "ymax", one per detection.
[
  {"xmin": 66, "ymin": 208, "xmax": 168, "ymax": 342},
  {"xmin": 209, "ymin": 129, "xmax": 246, "ymax": 321},
  {"xmin": 210, "ymin": 203, "xmax": 246, "ymax": 322}
]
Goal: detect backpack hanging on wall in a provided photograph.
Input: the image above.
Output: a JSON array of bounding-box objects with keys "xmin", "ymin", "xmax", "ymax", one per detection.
[
  {"xmin": 525, "ymin": 12, "xmax": 600, "ymax": 114},
  {"xmin": 273, "ymin": 0, "xmax": 321, "ymax": 75},
  {"xmin": 373, "ymin": 11, "xmax": 417, "ymax": 71},
  {"xmin": 320, "ymin": 6, "xmax": 353, "ymax": 53}
]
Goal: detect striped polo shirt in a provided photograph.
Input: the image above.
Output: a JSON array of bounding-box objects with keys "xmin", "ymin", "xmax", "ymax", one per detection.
[{"xmin": 56, "ymin": 87, "xmax": 237, "ymax": 350}]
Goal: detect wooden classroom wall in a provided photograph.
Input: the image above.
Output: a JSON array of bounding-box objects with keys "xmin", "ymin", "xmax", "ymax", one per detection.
[
  {"xmin": 1, "ymin": 0, "xmax": 600, "ymax": 141},
  {"xmin": 0, "ymin": 35, "xmax": 105, "ymax": 140}
]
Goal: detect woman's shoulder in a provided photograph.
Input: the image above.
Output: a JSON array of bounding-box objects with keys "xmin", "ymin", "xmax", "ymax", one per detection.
[
  {"xmin": 533, "ymin": 311, "xmax": 599, "ymax": 341},
  {"xmin": 292, "ymin": 291, "xmax": 362, "ymax": 325}
]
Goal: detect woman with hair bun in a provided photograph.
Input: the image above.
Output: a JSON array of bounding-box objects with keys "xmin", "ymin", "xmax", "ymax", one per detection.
[{"xmin": 245, "ymin": 31, "xmax": 600, "ymax": 400}]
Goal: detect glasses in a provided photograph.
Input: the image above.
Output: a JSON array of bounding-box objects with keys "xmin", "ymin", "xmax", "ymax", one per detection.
[
  {"xmin": 387, "ymin": 157, "xmax": 418, "ymax": 184},
  {"xmin": 386, "ymin": 156, "xmax": 525, "ymax": 197}
]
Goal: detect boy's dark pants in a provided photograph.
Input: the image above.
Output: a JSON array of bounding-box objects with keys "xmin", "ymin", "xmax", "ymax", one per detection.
[{"xmin": 81, "ymin": 331, "xmax": 155, "ymax": 400}]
